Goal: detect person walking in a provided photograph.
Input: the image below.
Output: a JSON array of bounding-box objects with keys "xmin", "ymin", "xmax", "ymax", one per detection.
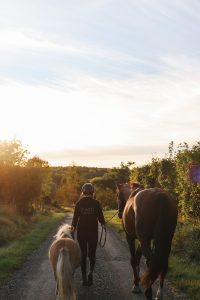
[{"xmin": 71, "ymin": 182, "xmax": 105, "ymax": 286}]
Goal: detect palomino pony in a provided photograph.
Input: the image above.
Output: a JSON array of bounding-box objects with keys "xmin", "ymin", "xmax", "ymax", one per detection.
[
  {"xmin": 49, "ymin": 224, "xmax": 81, "ymax": 300},
  {"xmin": 117, "ymin": 183, "xmax": 177, "ymax": 300}
]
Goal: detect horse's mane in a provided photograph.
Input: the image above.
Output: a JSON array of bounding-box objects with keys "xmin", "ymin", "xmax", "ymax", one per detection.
[{"xmin": 55, "ymin": 224, "xmax": 72, "ymax": 239}]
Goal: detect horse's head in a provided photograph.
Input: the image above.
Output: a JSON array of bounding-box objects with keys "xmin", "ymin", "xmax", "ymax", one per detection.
[
  {"xmin": 117, "ymin": 183, "xmax": 132, "ymax": 218},
  {"xmin": 55, "ymin": 224, "xmax": 74, "ymax": 239},
  {"xmin": 117, "ymin": 182, "xmax": 143, "ymax": 218}
]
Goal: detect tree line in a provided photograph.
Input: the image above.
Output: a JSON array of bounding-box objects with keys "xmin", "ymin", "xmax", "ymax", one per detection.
[{"xmin": 1, "ymin": 139, "xmax": 200, "ymax": 220}]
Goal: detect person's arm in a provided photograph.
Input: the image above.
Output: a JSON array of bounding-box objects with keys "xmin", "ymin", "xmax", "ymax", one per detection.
[
  {"xmin": 71, "ymin": 202, "xmax": 80, "ymax": 231},
  {"xmin": 97, "ymin": 202, "xmax": 105, "ymax": 225}
]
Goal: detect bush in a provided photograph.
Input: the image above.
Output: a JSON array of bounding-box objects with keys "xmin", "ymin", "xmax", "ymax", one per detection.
[
  {"xmin": 0, "ymin": 214, "xmax": 27, "ymax": 246},
  {"xmin": 172, "ymin": 221, "xmax": 200, "ymax": 263},
  {"xmin": 95, "ymin": 187, "xmax": 117, "ymax": 209},
  {"xmin": 187, "ymin": 226, "xmax": 200, "ymax": 261}
]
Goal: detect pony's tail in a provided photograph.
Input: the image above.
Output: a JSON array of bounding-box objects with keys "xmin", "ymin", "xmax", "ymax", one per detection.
[
  {"xmin": 141, "ymin": 193, "xmax": 174, "ymax": 288},
  {"xmin": 56, "ymin": 247, "xmax": 75, "ymax": 300}
]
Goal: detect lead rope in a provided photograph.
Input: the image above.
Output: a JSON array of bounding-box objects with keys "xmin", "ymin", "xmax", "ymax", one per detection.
[
  {"xmin": 99, "ymin": 224, "xmax": 106, "ymax": 248},
  {"xmin": 99, "ymin": 211, "xmax": 118, "ymax": 248}
]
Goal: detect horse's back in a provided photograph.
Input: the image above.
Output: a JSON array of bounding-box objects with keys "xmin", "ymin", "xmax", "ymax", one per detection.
[
  {"xmin": 134, "ymin": 188, "xmax": 177, "ymax": 240},
  {"xmin": 49, "ymin": 238, "xmax": 81, "ymax": 271}
]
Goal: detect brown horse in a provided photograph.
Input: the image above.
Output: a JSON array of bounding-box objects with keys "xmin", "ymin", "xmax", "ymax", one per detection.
[
  {"xmin": 49, "ymin": 224, "xmax": 81, "ymax": 300},
  {"xmin": 117, "ymin": 184, "xmax": 177, "ymax": 300}
]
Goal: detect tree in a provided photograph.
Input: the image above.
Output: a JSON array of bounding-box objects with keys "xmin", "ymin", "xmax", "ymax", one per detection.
[
  {"xmin": 56, "ymin": 165, "xmax": 81, "ymax": 206},
  {"xmin": 0, "ymin": 139, "xmax": 28, "ymax": 166},
  {"xmin": 26, "ymin": 156, "xmax": 49, "ymax": 167}
]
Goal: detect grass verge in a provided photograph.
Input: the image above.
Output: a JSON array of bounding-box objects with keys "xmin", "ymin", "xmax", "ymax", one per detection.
[
  {"xmin": 104, "ymin": 209, "xmax": 200, "ymax": 300},
  {"xmin": 0, "ymin": 211, "xmax": 65, "ymax": 287},
  {"xmin": 168, "ymin": 255, "xmax": 200, "ymax": 300},
  {"xmin": 104, "ymin": 209, "xmax": 125, "ymax": 236}
]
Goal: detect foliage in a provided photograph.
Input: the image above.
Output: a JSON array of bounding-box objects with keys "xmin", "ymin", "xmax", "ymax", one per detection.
[
  {"xmin": 26, "ymin": 156, "xmax": 49, "ymax": 167},
  {"xmin": 55, "ymin": 165, "xmax": 81, "ymax": 206},
  {"xmin": 0, "ymin": 140, "xmax": 54, "ymax": 215},
  {"xmin": 95, "ymin": 187, "xmax": 117, "ymax": 209},
  {"xmin": 172, "ymin": 221, "xmax": 200, "ymax": 262},
  {"xmin": 0, "ymin": 139, "xmax": 28, "ymax": 166},
  {"xmin": 131, "ymin": 141, "xmax": 200, "ymax": 219}
]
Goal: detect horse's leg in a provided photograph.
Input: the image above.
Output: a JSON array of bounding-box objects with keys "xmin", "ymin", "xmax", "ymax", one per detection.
[
  {"xmin": 135, "ymin": 243, "xmax": 142, "ymax": 276},
  {"xmin": 126, "ymin": 234, "xmax": 141, "ymax": 293},
  {"xmin": 140, "ymin": 239, "xmax": 153, "ymax": 300},
  {"xmin": 145, "ymin": 287, "xmax": 153, "ymax": 300},
  {"xmin": 155, "ymin": 271, "xmax": 165, "ymax": 300},
  {"xmin": 140, "ymin": 239, "xmax": 151, "ymax": 267}
]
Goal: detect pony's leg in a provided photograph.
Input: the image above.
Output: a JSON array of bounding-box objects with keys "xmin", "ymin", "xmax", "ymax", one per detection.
[
  {"xmin": 155, "ymin": 272, "xmax": 165, "ymax": 300},
  {"xmin": 53, "ymin": 272, "xmax": 59, "ymax": 298},
  {"xmin": 55, "ymin": 282, "xmax": 58, "ymax": 297},
  {"xmin": 126, "ymin": 234, "xmax": 141, "ymax": 293}
]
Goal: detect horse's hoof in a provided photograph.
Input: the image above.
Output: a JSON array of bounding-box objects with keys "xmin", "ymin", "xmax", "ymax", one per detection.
[
  {"xmin": 155, "ymin": 296, "xmax": 163, "ymax": 300},
  {"xmin": 132, "ymin": 285, "xmax": 141, "ymax": 293},
  {"xmin": 82, "ymin": 280, "xmax": 88, "ymax": 286},
  {"xmin": 87, "ymin": 272, "xmax": 93, "ymax": 286}
]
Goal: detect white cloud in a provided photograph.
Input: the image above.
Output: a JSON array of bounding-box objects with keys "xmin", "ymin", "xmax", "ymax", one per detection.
[
  {"xmin": 0, "ymin": 28, "xmax": 151, "ymax": 65},
  {"xmin": 0, "ymin": 53, "xmax": 200, "ymax": 167}
]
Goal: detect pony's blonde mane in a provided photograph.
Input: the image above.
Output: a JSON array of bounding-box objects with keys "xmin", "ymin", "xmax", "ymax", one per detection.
[{"xmin": 55, "ymin": 224, "xmax": 72, "ymax": 239}]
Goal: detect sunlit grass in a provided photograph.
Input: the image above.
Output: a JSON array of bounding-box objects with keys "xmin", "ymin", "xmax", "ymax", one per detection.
[
  {"xmin": 103, "ymin": 209, "xmax": 125, "ymax": 236},
  {"xmin": 0, "ymin": 211, "xmax": 65, "ymax": 287}
]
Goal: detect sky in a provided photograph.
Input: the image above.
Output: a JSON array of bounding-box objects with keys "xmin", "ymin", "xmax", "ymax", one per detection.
[{"xmin": 0, "ymin": 0, "xmax": 200, "ymax": 167}]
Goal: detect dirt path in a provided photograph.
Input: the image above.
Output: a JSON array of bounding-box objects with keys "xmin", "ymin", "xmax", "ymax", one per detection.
[{"xmin": 0, "ymin": 214, "xmax": 186, "ymax": 300}]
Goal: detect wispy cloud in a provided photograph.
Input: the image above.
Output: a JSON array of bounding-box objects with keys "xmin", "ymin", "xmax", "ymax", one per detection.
[{"xmin": 0, "ymin": 28, "xmax": 153, "ymax": 65}]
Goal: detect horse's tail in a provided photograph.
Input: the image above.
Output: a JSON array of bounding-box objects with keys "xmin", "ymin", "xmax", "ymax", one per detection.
[
  {"xmin": 56, "ymin": 247, "xmax": 75, "ymax": 300},
  {"xmin": 141, "ymin": 192, "xmax": 175, "ymax": 288}
]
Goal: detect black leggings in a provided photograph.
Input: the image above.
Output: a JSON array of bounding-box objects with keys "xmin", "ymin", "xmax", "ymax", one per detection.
[{"xmin": 77, "ymin": 233, "xmax": 98, "ymax": 275}]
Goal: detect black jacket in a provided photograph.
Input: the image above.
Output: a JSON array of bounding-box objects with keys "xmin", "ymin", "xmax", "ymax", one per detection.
[{"xmin": 72, "ymin": 196, "xmax": 105, "ymax": 236}]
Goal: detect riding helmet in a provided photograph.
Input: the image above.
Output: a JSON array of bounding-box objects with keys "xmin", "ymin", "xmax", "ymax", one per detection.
[{"xmin": 81, "ymin": 183, "xmax": 94, "ymax": 195}]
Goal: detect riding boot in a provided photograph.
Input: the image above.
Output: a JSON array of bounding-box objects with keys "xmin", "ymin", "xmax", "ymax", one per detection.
[
  {"xmin": 81, "ymin": 258, "xmax": 87, "ymax": 286},
  {"xmin": 88, "ymin": 258, "xmax": 95, "ymax": 286}
]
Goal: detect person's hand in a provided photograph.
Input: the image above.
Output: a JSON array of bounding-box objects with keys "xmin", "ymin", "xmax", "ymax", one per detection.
[
  {"xmin": 118, "ymin": 212, "xmax": 122, "ymax": 219},
  {"xmin": 71, "ymin": 230, "xmax": 75, "ymax": 240}
]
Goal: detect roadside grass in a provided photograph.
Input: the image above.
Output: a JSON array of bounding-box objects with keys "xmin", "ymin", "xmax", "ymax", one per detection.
[
  {"xmin": 0, "ymin": 211, "xmax": 65, "ymax": 287},
  {"xmin": 104, "ymin": 209, "xmax": 200, "ymax": 300},
  {"xmin": 168, "ymin": 255, "xmax": 200, "ymax": 300},
  {"xmin": 104, "ymin": 209, "xmax": 125, "ymax": 236}
]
